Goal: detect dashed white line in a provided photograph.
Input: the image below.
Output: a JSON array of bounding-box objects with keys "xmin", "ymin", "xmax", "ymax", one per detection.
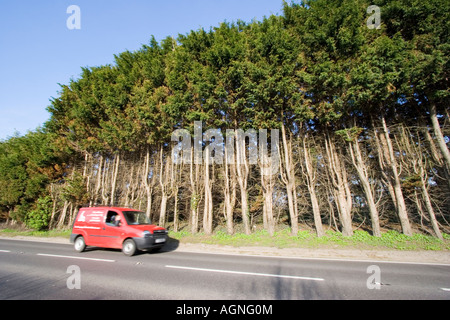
[
  {"xmin": 0, "ymin": 250, "xmax": 11, "ymax": 253},
  {"xmin": 441, "ymin": 288, "xmax": 450, "ymax": 292},
  {"xmin": 37, "ymin": 253, "xmax": 115, "ymax": 263},
  {"xmin": 166, "ymin": 265, "xmax": 325, "ymax": 282},
  {"xmin": 179, "ymin": 250, "xmax": 450, "ymax": 266}
]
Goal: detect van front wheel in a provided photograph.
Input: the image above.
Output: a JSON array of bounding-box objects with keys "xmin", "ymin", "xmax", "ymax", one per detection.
[{"xmin": 122, "ymin": 239, "xmax": 137, "ymax": 256}]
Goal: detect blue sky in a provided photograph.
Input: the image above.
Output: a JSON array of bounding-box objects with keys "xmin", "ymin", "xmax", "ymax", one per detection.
[{"xmin": 0, "ymin": 0, "xmax": 284, "ymax": 140}]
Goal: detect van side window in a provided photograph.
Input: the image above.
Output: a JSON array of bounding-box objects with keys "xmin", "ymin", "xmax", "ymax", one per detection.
[{"xmin": 105, "ymin": 211, "xmax": 119, "ymax": 226}]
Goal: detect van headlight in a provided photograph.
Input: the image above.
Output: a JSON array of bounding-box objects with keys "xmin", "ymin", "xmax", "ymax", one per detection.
[{"xmin": 142, "ymin": 230, "xmax": 152, "ymax": 237}]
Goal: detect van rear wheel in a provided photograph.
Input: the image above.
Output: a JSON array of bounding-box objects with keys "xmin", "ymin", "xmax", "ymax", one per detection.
[
  {"xmin": 74, "ymin": 236, "xmax": 86, "ymax": 253},
  {"xmin": 122, "ymin": 239, "xmax": 137, "ymax": 256}
]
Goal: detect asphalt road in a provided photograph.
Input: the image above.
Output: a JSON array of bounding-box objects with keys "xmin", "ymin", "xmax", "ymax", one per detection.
[{"xmin": 0, "ymin": 238, "xmax": 449, "ymax": 300}]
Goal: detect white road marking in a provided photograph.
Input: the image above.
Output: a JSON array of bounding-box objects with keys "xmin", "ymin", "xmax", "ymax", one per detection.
[
  {"xmin": 178, "ymin": 250, "xmax": 450, "ymax": 267},
  {"xmin": 37, "ymin": 253, "xmax": 115, "ymax": 262},
  {"xmin": 166, "ymin": 265, "xmax": 325, "ymax": 282},
  {"xmin": 2, "ymin": 238, "xmax": 449, "ymax": 266},
  {"xmin": 441, "ymin": 288, "xmax": 450, "ymax": 292},
  {"xmin": 0, "ymin": 250, "xmax": 11, "ymax": 253}
]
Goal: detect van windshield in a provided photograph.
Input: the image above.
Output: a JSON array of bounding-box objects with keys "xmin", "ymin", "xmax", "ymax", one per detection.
[{"xmin": 122, "ymin": 211, "xmax": 151, "ymax": 225}]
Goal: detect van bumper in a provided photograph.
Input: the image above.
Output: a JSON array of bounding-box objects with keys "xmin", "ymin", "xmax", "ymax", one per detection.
[{"xmin": 133, "ymin": 235, "xmax": 168, "ymax": 250}]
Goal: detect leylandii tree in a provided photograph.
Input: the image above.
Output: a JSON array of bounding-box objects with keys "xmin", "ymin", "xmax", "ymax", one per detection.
[
  {"xmin": 2, "ymin": 0, "xmax": 447, "ymax": 237},
  {"xmin": 0, "ymin": 130, "xmax": 64, "ymax": 227}
]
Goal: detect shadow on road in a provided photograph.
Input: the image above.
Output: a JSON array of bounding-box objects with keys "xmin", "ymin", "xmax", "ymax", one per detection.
[{"xmin": 159, "ymin": 236, "xmax": 179, "ymax": 252}]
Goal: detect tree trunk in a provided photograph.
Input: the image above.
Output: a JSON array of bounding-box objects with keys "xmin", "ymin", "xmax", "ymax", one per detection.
[
  {"xmin": 380, "ymin": 116, "xmax": 412, "ymax": 236},
  {"xmin": 260, "ymin": 171, "xmax": 275, "ymax": 236},
  {"xmin": 420, "ymin": 166, "xmax": 443, "ymax": 240},
  {"xmin": 423, "ymin": 125, "xmax": 450, "ymax": 190},
  {"xmin": 49, "ymin": 183, "xmax": 58, "ymax": 228},
  {"xmin": 223, "ymin": 145, "xmax": 236, "ymax": 235},
  {"xmin": 124, "ymin": 164, "xmax": 135, "ymax": 208},
  {"xmin": 101, "ymin": 156, "xmax": 109, "ymax": 205},
  {"xmin": 235, "ymin": 130, "xmax": 251, "ymax": 235},
  {"xmin": 173, "ymin": 186, "xmax": 179, "ymax": 232},
  {"xmin": 93, "ymin": 155, "xmax": 104, "ymax": 205},
  {"xmin": 83, "ymin": 152, "xmax": 91, "ymax": 198},
  {"xmin": 430, "ymin": 103, "xmax": 450, "ymax": 170},
  {"xmin": 189, "ymin": 147, "xmax": 202, "ymax": 234},
  {"xmin": 57, "ymin": 201, "xmax": 70, "ymax": 230},
  {"xmin": 143, "ymin": 148, "xmax": 154, "ymax": 219},
  {"xmin": 203, "ymin": 148, "xmax": 213, "ymax": 235},
  {"xmin": 302, "ymin": 138, "xmax": 325, "ymax": 237},
  {"xmin": 159, "ymin": 146, "xmax": 173, "ymax": 228},
  {"xmin": 110, "ymin": 153, "xmax": 120, "ymax": 206},
  {"xmin": 259, "ymin": 153, "xmax": 276, "ymax": 236},
  {"xmin": 159, "ymin": 193, "xmax": 168, "ymax": 227},
  {"xmin": 324, "ymin": 132, "xmax": 353, "ymax": 237},
  {"xmin": 280, "ymin": 123, "xmax": 298, "ymax": 236},
  {"xmin": 404, "ymin": 125, "xmax": 444, "ymax": 240},
  {"xmin": 372, "ymin": 121, "xmax": 399, "ymax": 221},
  {"xmin": 348, "ymin": 137, "xmax": 381, "ymax": 237}
]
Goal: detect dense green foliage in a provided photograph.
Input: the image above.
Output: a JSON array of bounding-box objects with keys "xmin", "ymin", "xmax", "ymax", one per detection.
[
  {"xmin": 1, "ymin": 0, "xmax": 449, "ymax": 238},
  {"xmin": 0, "ymin": 130, "xmax": 65, "ymax": 227}
]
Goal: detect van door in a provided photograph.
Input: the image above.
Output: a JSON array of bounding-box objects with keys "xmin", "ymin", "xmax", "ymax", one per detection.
[
  {"xmin": 99, "ymin": 210, "xmax": 124, "ymax": 249},
  {"xmin": 81, "ymin": 209, "xmax": 106, "ymax": 247}
]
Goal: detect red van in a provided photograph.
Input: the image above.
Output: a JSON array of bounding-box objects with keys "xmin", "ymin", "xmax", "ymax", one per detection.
[{"xmin": 70, "ymin": 207, "xmax": 168, "ymax": 256}]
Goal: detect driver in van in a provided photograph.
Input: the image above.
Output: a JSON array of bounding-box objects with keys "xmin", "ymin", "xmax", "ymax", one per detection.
[{"xmin": 106, "ymin": 212, "xmax": 120, "ymax": 226}]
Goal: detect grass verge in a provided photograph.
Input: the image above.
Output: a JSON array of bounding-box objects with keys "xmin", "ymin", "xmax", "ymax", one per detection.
[
  {"xmin": 1, "ymin": 225, "xmax": 449, "ymax": 251},
  {"xmin": 0, "ymin": 228, "xmax": 72, "ymax": 239},
  {"xmin": 169, "ymin": 229, "xmax": 450, "ymax": 251}
]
